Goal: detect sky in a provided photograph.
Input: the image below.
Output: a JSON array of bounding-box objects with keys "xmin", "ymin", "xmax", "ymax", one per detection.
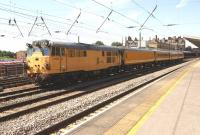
[{"xmin": 0, "ymin": 0, "xmax": 199, "ymax": 52}]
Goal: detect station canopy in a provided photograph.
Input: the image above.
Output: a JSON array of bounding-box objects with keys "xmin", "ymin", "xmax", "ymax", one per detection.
[{"xmin": 184, "ymin": 36, "xmax": 200, "ymax": 48}]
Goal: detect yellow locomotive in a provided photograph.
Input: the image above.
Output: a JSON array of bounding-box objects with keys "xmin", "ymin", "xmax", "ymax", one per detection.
[{"xmin": 26, "ymin": 40, "xmax": 184, "ymax": 84}]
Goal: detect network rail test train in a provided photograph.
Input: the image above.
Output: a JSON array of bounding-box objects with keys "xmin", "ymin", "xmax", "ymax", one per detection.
[{"xmin": 26, "ymin": 40, "xmax": 184, "ymax": 84}]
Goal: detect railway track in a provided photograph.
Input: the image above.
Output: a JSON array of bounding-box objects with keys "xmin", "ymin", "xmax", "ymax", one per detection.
[
  {"xmin": 0, "ymin": 60, "xmax": 195, "ymax": 135},
  {"xmin": 38, "ymin": 68, "xmax": 183, "ymax": 135},
  {"xmin": 0, "ymin": 63, "xmax": 161, "ymax": 120},
  {"xmin": 0, "ymin": 85, "xmax": 39, "ymax": 98},
  {"xmin": 35, "ymin": 64, "xmax": 189, "ymax": 135},
  {"xmin": 0, "ymin": 76, "xmax": 32, "ymax": 90}
]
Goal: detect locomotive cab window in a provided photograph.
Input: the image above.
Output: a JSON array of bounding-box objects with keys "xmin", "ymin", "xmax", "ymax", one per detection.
[
  {"xmin": 28, "ymin": 46, "xmax": 49, "ymax": 56},
  {"xmin": 27, "ymin": 47, "xmax": 33, "ymax": 56},
  {"xmin": 51, "ymin": 47, "xmax": 56, "ymax": 56},
  {"xmin": 42, "ymin": 48, "xmax": 49, "ymax": 56},
  {"xmin": 68, "ymin": 49, "xmax": 75, "ymax": 57}
]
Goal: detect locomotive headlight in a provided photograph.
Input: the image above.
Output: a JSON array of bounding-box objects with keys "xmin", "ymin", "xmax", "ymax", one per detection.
[{"xmin": 45, "ymin": 63, "xmax": 50, "ymax": 70}]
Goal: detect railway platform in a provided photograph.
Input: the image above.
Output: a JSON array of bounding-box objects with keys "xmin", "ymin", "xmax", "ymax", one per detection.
[{"xmin": 65, "ymin": 60, "xmax": 200, "ymax": 135}]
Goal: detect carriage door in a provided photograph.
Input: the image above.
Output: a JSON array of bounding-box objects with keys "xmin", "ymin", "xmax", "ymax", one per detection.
[
  {"xmin": 120, "ymin": 50, "xmax": 125, "ymax": 65},
  {"xmin": 60, "ymin": 48, "xmax": 66, "ymax": 72},
  {"xmin": 51, "ymin": 47, "xmax": 61, "ymax": 72}
]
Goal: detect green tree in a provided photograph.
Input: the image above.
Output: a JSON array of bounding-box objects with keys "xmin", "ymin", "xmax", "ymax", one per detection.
[
  {"xmin": 95, "ymin": 41, "xmax": 104, "ymax": 45},
  {"xmin": 0, "ymin": 50, "xmax": 15, "ymax": 58},
  {"xmin": 111, "ymin": 42, "xmax": 122, "ymax": 47}
]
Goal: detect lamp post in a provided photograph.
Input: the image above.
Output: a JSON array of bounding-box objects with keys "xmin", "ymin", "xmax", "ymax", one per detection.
[{"xmin": 139, "ymin": 28, "xmax": 154, "ymax": 48}]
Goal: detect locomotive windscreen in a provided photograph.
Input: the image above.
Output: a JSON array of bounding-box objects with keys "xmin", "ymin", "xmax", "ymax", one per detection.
[{"xmin": 27, "ymin": 46, "xmax": 49, "ymax": 56}]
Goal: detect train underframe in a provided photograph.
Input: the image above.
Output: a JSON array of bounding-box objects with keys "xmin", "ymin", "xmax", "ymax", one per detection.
[{"xmin": 32, "ymin": 59, "xmax": 182, "ymax": 86}]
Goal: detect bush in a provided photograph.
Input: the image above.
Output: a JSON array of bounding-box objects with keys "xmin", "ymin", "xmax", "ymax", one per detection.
[
  {"xmin": 111, "ymin": 42, "xmax": 122, "ymax": 46},
  {"xmin": 95, "ymin": 41, "xmax": 104, "ymax": 45}
]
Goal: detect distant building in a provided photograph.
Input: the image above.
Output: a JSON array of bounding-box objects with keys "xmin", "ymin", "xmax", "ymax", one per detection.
[
  {"xmin": 16, "ymin": 51, "xmax": 26, "ymax": 61},
  {"xmin": 147, "ymin": 36, "xmax": 185, "ymax": 50},
  {"xmin": 125, "ymin": 36, "xmax": 138, "ymax": 47}
]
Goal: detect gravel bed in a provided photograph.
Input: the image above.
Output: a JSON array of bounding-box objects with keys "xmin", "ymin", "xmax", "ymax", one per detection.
[
  {"xmin": 0, "ymin": 62, "xmax": 191, "ymax": 135},
  {"xmin": 0, "ymin": 89, "xmax": 67, "ymax": 108}
]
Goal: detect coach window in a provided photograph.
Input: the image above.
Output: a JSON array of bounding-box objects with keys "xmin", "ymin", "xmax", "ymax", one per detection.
[
  {"xmin": 106, "ymin": 51, "xmax": 112, "ymax": 63},
  {"xmin": 112, "ymin": 51, "xmax": 115, "ymax": 56},
  {"xmin": 51, "ymin": 47, "xmax": 56, "ymax": 56},
  {"xmin": 56, "ymin": 47, "xmax": 60, "ymax": 56},
  {"xmin": 61, "ymin": 48, "xmax": 65, "ymax": 56},
  {"xmin": 76, "ymin": 49, "xmax": 80, "ymax": 57},
  {"xmin": 107, "ymin": 51, "xmax": 111, "ymax": 56},
  {"xmin": 68, "ymin": 49, "xmax": 75, "ymax": 57},
  {"xmin": 102, "ymin": 51, "xmax": 104, "ymax": 56},
  {"xmin": 112, "ymin": 57, "xmax": 115, "ymax": 63},
  {"xmin": 83, "ymin": 50, "xmax": 87, "ymax": 57},
  {"xmin": 79, "ymin": 50, "xmax": 86, "ymax": 57}
]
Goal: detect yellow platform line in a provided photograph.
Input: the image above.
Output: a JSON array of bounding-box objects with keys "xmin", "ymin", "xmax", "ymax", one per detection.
[{"xmin": 127, "ymin": 61, "xmax": 199, "ymax": 135}]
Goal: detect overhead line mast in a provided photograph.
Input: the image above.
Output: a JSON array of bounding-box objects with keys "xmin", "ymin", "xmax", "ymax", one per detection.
[
  {"xmin": 13, "ymin": 19, "xmax": 24, "ymax": 37},
  {"xmin": 139, "ymin": 5, "xmax": 157, "ymax": 47},
  {"xmin": 28, "ymin": 16, "xmax": 52, "ymax": 37},
  {"xmin": 96, "ymin": 10, "xmax": 112, "ymax": 33},
  {"xmin": 90, "ymin": 0, "xmax": 141, "ymax": 25},
  {"xmin": 66, "ymin": 11, "xmax": 81, "ymax": 35}
]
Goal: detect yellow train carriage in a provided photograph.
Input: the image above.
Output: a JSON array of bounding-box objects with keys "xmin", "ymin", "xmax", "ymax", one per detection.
[
  {"xmin": 123, "ymin": 48, "xmax": 155, "ymax": 65},
  {"xmin": 155, "ymin": 50, "xmax": 170, "ymax": 61},
  {"xmin": 177, "ymin": 51, "xmax": 184, "ymax": 59},
  {"xmin": 27, "ymin": 41, "xmax": 121, "ymax": 77},
  {"xmin": 169, "ymin": 51, "xmax": 184, "ymax": 60}
]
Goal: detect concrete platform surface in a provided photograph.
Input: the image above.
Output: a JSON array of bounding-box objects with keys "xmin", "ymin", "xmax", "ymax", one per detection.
[
  {"xmin": 66, "ymin": 60, "xmax": 200, "ymax": 135},
  {"xmin": 128, "ymin": 61, "xmax": 200, "ymax": 135}
]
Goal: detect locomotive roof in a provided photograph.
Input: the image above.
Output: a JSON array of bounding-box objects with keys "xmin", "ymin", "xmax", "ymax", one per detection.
[
  {"xmin": 32, "ymin": 40, "xmax": 120, "ymax": 52},
  {"xmin": 31, "ymin": 40, "xmax": 183, "ymax": 54}
]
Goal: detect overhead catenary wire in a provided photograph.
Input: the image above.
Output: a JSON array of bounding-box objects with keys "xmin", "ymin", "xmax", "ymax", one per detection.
[
  {"xmin": 53, "ymin": 0, "xmax": 129, "ymax": 29},
  {"xmin": 90, "ymin": 0, "xmax": 141, "ymax": 25},
  {"xmin": 0, "ymin": 6, "xmax": 93, "ymax": 32},
  {"xmin": 0, "ymin": 11, "xmax": 121, "ymax": 38},
  {"xmin": 0, "ymin": 5, "xmax": 90, "ymax": 29},
  {"xmin": 0, "ymin": 1, "xmax": 130, "ymax": 32},
  {"xmin": 1, "ymin": 0, "xmax": 188, "ymax": 40},
  {"xmin": 0, "ymin": 15, "xmax": 107, "ymax": 35},
  {"xmin": 0, "ymin": 2, "xmax": 72, "ymax": 21},
  {"xmin": 53, "ymin": 0, "xmax": 105, "ymax": 19},
  {"xmin": 0, "ymin": 3, "xmax": 122, "ymax": 33}
]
